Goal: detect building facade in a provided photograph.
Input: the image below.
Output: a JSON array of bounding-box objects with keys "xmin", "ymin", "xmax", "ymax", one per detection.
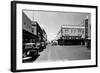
[
  {"xmin": 22, "ymin": 11, "xmax": 47, "ymax": 62},
  {"xmin": 56, "ymin": 18, "xmax": 91, "ymax": 46}
]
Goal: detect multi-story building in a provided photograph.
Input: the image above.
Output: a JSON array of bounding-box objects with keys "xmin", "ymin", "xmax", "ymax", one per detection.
[
  {"xmin": 42, "ymin": 29, "xmax": 47, "ymax": 43},
  {"xmin": 32, "ymin": 21, "xmax": 47, "ymax": 51},
  {"xmin": 23, "ymin": 11, "xmax": 47, "ymax": 44},
  {"xmin": 61, "ymin": 25, "xmax": 85, "ymax": 39},
  {"xmin": 22, "ymin": 11, "xmax": 47, "ymax": 62},
  {"xmin": 56, "ymin": 18, "xmax": 91, "ymax": 46},
  {"xmin": 57, "ymin": 25, "xmax": 85, "ymax": 45}
]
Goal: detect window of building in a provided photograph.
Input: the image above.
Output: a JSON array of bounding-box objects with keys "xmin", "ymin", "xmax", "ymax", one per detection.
[
  {"xmin": 74, "ymin": 29, "xmax": 76, "ymax": 33},
  {"xmin": 65, "ymin": 29, "xmax": 68, "ymax": 32},
  {"xmin": 32, "ymin": 28, "xmax": 34, "ymax": 33},
  {"xmin": 71, "ymin": 29, "xmax": 73, "ymax": 33}
]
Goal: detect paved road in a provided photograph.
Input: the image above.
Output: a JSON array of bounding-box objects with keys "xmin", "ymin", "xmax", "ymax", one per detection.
[{"xmin": 35, "ymin": 44, "xmax": 91, "ymax": 62}]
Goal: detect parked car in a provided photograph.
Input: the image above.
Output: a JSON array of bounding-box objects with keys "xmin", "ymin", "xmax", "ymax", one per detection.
[{"xmin": 23, "ymin": 43, "xmax": 39, "ymax": 58}]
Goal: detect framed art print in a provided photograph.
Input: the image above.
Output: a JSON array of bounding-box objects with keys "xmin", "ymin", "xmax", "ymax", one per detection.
[{"xmin": 11, "ymin": 1, "xmax": 98, "ymax": 72}]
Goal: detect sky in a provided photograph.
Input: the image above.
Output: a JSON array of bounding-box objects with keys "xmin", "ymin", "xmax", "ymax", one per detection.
[{"xmin": 23, "ymin": 10, "xmax": 91, "ymax": 41}]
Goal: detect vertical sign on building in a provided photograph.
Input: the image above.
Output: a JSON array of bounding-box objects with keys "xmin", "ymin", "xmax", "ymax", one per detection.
[{"xmin": 85, "ymin": 19, "xmax": 88, "ymax": 39}]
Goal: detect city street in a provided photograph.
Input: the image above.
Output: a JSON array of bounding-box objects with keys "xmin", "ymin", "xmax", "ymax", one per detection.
[
  {"xmin": 35, "ymin": 44, "xmax": 91, "ymax": 62},
  {"xmin": 22, "ymin": 10, "xmax": 91, "ymax": 63}
]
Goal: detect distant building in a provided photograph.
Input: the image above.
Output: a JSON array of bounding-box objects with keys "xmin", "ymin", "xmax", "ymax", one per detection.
[{"xmin": 42, "ymin": 29, "xmax": 47, "ymax": 42}]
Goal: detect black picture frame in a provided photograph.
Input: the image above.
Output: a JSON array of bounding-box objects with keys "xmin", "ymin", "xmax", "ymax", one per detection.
[{"xmin": 11, "ymin": 1, "xmax": 98, "ymax": 72}]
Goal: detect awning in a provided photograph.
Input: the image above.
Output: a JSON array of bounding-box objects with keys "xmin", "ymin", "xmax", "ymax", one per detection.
[{"xmin": 23, "ymin": 30, "xmax": 38, "ymax": 39}]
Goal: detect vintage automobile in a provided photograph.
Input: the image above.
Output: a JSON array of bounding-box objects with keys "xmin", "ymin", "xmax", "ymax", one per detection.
[
  {"xmin": 35, "ymin": 41, "xmax": 46, "ymax": 52},
  {"xmin": 23, "ymin": 43, "xmax": 39, "ymax": 60}
]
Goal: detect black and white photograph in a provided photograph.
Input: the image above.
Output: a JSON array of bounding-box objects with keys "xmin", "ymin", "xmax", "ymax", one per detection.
[
  {"xmin": 22, "ymin": 10, "xmax": 91, "ymax": 63},
  {"xmin": 11, "ymin": 1, "xmax": 97, "ymax": 72}
]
